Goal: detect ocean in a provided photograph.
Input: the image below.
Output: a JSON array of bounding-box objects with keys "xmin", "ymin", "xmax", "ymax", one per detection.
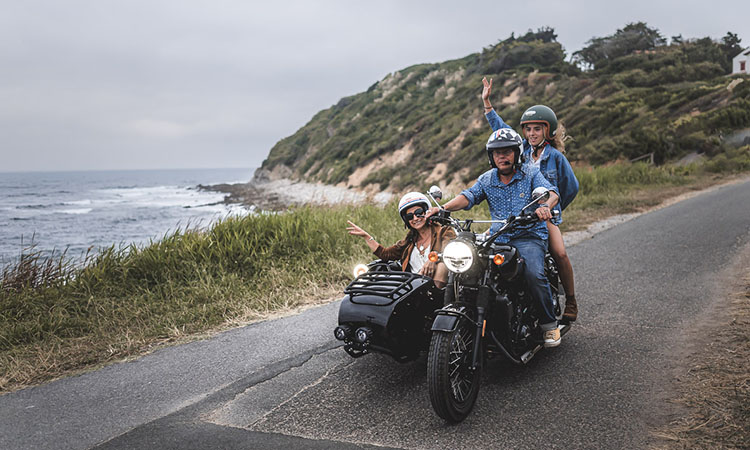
[{"xmin": 0, "ymin": 168, "xmax": 254, "ymax": 267}]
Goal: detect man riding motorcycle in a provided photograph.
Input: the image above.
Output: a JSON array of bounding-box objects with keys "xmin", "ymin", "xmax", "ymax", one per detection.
[{"xmin": 426, "ymin": 128, "xmax": 562, "ymax": 346}]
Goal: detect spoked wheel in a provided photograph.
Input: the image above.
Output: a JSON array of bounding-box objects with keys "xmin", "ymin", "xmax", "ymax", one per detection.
[
  {"xmin": 546, "ymin": 254, "xmax": 563, "ymax": 320},
  {"xmin": 553, "ymin": 290, "xmax": 563, "ymax": 320},
  {"xmin": 427, "ymin": 318, "xmax": 481, "ymax": 422}
]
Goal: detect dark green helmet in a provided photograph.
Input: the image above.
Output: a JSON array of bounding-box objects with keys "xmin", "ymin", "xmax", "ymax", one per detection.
[{"xmin": 520, "ymin": 105, "xmax": 558, "ymax": 140}]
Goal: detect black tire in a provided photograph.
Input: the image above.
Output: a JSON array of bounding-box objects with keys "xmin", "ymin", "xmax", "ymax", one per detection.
[{"xmin": 427, "ymin": 318, "xmax": 481, "ymax": 422}]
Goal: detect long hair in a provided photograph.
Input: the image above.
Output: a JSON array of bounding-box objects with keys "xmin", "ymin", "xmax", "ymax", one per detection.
[{"xmin": 550, "ymin": 122, "xmax": 569, "ymax": 153}]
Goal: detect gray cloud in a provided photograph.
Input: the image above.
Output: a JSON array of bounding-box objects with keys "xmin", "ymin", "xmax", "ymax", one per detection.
[{"xmin": 1, "ymin": 0, "xmax": 747, "ymax": 172}]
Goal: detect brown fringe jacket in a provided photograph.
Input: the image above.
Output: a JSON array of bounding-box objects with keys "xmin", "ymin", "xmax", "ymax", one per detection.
[{"xmin": 373, "ymin": 223, "xmax": 456, "ymax": 272}]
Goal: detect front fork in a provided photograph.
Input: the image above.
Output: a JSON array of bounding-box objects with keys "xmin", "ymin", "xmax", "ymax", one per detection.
[
  {"xmin": 444, "ymin": 272, "xmax": 490, "ymax": 371},
  {"xmin": 471, "ymin": 284, "xmax": 491, "ymax": 370}
]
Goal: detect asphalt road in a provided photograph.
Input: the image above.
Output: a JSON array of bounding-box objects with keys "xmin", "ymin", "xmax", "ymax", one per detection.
[{"xmin": 1, "ymin": 179, "xmax": 749, "ymax": 450}]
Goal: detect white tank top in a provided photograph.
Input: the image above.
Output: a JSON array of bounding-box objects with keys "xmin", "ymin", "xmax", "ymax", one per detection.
[{"xmin": 408, "ymin": 243, "xmax": 431, "ymax": 274}]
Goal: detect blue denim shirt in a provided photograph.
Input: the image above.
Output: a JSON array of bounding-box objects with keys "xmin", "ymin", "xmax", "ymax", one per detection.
[
  {"xmin": 460, "ymin": 166, "xmax": 558, "ymax": 243},
  {"xmin": 485, "ymin": 110, "xmax": 579, "ymax": 214}
]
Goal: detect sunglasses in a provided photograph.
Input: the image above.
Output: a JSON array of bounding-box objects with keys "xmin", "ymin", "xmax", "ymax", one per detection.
[{"xmin": 404, "ymin": 208, "xmax": 427, "ymax": 221}]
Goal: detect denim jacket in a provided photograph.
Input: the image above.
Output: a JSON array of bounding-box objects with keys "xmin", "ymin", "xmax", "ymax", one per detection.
[{"xmin": 485, "ymin": 109, "xmax": 579, "ymax": 213}]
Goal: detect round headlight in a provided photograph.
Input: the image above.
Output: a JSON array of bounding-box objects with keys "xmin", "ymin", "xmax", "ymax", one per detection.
[
  {"xmin": 442, "ymin": 241, "xmax": 474, "ymax": 273},
  {"xmin": 353, "ymin": 264, "xmax": 369, "ymax": 278}
]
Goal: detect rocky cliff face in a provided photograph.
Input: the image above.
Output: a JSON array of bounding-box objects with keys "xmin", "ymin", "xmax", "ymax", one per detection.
[{"xmin": 258, "ymin": 28, "xmax": 750, "ymax": 196}]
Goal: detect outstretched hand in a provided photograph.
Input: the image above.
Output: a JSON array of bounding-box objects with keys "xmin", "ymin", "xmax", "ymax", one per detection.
[
  {"xmin": 346, "ymin": 220, "xmax": 369, "ymax": 238},
  {"xmin": 482, "ymin": 77, "xmax": 493, "ymax": 102}
]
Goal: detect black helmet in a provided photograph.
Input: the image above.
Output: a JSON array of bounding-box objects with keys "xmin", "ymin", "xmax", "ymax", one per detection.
[{"xmin": 486, "ymin": 128, "xmax": 523, "ymax": 168}]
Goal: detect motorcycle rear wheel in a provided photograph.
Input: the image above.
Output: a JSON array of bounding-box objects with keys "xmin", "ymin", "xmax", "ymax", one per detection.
[{"xmin": 427, "ymin": 318, "xmax": 481, "ymax": 422}]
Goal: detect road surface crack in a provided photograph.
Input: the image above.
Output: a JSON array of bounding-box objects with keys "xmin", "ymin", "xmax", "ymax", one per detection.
[{"xmin": 249, "ymin": 354, "xmax": 356, "ymax": 427}]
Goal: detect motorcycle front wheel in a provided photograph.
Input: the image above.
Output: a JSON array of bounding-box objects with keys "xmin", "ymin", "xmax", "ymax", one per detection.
[{"xmin": 427, "ymin": 318, "xmax": 481, "ymax": 422}]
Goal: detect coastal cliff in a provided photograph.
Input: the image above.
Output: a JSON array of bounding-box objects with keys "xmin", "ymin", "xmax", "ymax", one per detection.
[{"xmin": 257, "ymin": 25, "xmax": 749, "ymax": 197}]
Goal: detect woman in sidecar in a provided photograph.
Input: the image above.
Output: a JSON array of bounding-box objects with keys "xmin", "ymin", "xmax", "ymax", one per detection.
[
  {"xmin": 348, "ymin": 192, "xmax": 455, "ymax": 287},
  {"xmin": 337, "ymin": 192, "xmax": 455, "ymax": 361}
]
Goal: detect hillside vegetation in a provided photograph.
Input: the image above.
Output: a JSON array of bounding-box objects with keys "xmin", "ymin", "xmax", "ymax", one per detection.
[{"xmin": 259, "ymin": 24, "xmax": 749, "ymax": 192}]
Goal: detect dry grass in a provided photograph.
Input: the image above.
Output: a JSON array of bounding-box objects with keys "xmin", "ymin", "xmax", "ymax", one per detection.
[
  {"xmin": 650, "ymin": 258, "xmax": 750, "ymax": 449},
  {"xmin": 560, "ymin": 170, "xmax": 733, "ymax": 233},
  {"xmin": 1, "ymin": 243, "xmax": 79, "ymax": 293}
]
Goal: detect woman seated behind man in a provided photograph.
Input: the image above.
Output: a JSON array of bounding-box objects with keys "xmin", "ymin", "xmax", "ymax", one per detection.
[{"xmin": 346, "ymin": 192, "xmax": 455, "ymax": 288}]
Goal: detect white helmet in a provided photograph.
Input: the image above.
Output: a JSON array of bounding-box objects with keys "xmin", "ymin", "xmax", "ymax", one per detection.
[{"xmin": 398, "ymin": 192, "xmax": 430, "ymax": 226}]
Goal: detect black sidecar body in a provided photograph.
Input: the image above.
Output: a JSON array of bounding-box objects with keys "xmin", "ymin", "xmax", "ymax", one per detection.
[{"xmin": 334, "ymin": 261, "xmax": 443, "ymax": 362}]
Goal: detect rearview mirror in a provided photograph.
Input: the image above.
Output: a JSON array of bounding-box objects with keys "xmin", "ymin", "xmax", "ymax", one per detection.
[
  {"xmin": 521, "ymin": 187, "xmax": 551, "ymax": 213},
  {"xmin": 428, "ymin": 185, "xmax": 443, "ymax": 201},
  {"xmin": 531, "ymin": 187, "xmax": 550, "ymax": 203}
]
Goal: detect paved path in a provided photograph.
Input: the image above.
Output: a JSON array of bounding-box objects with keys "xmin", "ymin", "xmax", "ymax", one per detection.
[{"xmin": 1, "ymin": 179, "xmax": 749, "ymax": 449}]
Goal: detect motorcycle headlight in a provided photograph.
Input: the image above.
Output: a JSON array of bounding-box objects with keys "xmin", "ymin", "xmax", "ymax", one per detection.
[
  {"xmin": 442, "ymin": 241, "xmax": 474, "ymax": 273},
  {"xmin": 353, "ymin": 264, "xmax": 369, "ymax": 278}
]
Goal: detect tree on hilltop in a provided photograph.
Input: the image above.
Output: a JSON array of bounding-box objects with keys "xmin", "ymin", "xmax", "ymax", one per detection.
[
  {"xmin": 720, "ymin": 32, "xmax": 743, "ymax": 59},
  {"xmin": 573, "ymin": 22, "xmax": 666, "ymax": 70},
  {"xmin": 518, "ymin": 26, "xmax": 557, "ymax": 43}
]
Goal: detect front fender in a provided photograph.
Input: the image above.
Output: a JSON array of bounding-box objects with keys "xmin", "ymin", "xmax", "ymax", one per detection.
[
  {"xmin": 431, "ymin": 314, "xmax": 459, "ymax": 332},
  {"xmin": 431, "ymin": 305, "xmax": 474, "ymax": 332}
]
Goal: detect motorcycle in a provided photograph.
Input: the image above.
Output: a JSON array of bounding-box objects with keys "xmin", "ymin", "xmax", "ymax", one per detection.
[
  {"xmin": 334, "ymin": 260, "xmax": 444, "ymax": 363},
  {"xmin": 425, "ymin": 185, "xmax": 570, "ymax": 422}
]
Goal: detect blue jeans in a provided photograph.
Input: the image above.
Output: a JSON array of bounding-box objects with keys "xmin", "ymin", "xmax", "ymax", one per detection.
[{"xmin": 511, "ymin": 237, "xmax": 557, "ymax": 330}]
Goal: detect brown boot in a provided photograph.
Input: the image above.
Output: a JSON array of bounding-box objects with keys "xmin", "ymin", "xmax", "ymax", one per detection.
[{"xmin": 562, "ymin": 295, "xmax": 578, "ymax": 323}]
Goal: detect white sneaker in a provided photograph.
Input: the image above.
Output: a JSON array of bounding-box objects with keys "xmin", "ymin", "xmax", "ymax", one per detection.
[{"xmin": 543, "ymin": 328, "xmax": 561, "ymax": 348}]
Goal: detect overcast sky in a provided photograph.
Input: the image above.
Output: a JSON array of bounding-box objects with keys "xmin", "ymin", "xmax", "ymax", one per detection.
[{"xmin": 1, "ymin": 0, "xmax": 747, "ymax": 173}]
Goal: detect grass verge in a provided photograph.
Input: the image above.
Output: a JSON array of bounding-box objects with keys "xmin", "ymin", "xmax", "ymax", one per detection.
[
  {"xmin": 651, "ymin": 248, "xmax": 750, "ymax": 448},
  {"xmin": 1, "ymin": 148, "xmax": 749, "ymax": 394}
]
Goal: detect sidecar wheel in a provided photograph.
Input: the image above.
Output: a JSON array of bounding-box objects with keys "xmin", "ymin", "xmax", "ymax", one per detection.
[{"xmin": 427, "ymin": 319, "xmax": 481, "ymax": 422}]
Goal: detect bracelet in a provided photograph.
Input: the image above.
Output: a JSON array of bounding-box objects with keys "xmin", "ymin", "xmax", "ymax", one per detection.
[
  {"xmin": 484, "ymin": 105, "xmax": 493, "ymax": 109},
  {"xmin": 367, "ymin": 236, "xmax": 375, "ymax": 242},
  {"xmin": 539, "ymin": 204, "xmax": 549, "ymax": 208}
]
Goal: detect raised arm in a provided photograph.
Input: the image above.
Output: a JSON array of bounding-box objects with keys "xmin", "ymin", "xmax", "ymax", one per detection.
[
  {"xmin": 482, "ymin": 77, "xmax": 494, "ymax": 113},
  {"xmin": 482, "ymin": 77, "xmax": 510, "ymax": 131},
  {"xmin": 346, "ymin": 220, "xmax": 379, "ymax": 252},
  {"xmin": 425, "ymin": 194, "xmax": 470, "ymax": 218}
]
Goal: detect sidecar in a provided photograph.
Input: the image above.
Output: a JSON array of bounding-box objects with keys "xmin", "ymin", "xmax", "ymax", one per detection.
[{"xmin": 334, "ymin": 261, "xmax": 443, "ymax": 362}]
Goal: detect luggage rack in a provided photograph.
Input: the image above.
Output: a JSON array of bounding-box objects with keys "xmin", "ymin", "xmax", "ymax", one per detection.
[{"xmin": 345, "ymin": 270, "xmax": 422, "ymax": 301}]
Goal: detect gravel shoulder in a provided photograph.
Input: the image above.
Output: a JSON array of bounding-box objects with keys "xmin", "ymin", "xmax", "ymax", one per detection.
[{"xmin": 650, "ymin": 242, "xmax": 750, "ymax": 448}]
